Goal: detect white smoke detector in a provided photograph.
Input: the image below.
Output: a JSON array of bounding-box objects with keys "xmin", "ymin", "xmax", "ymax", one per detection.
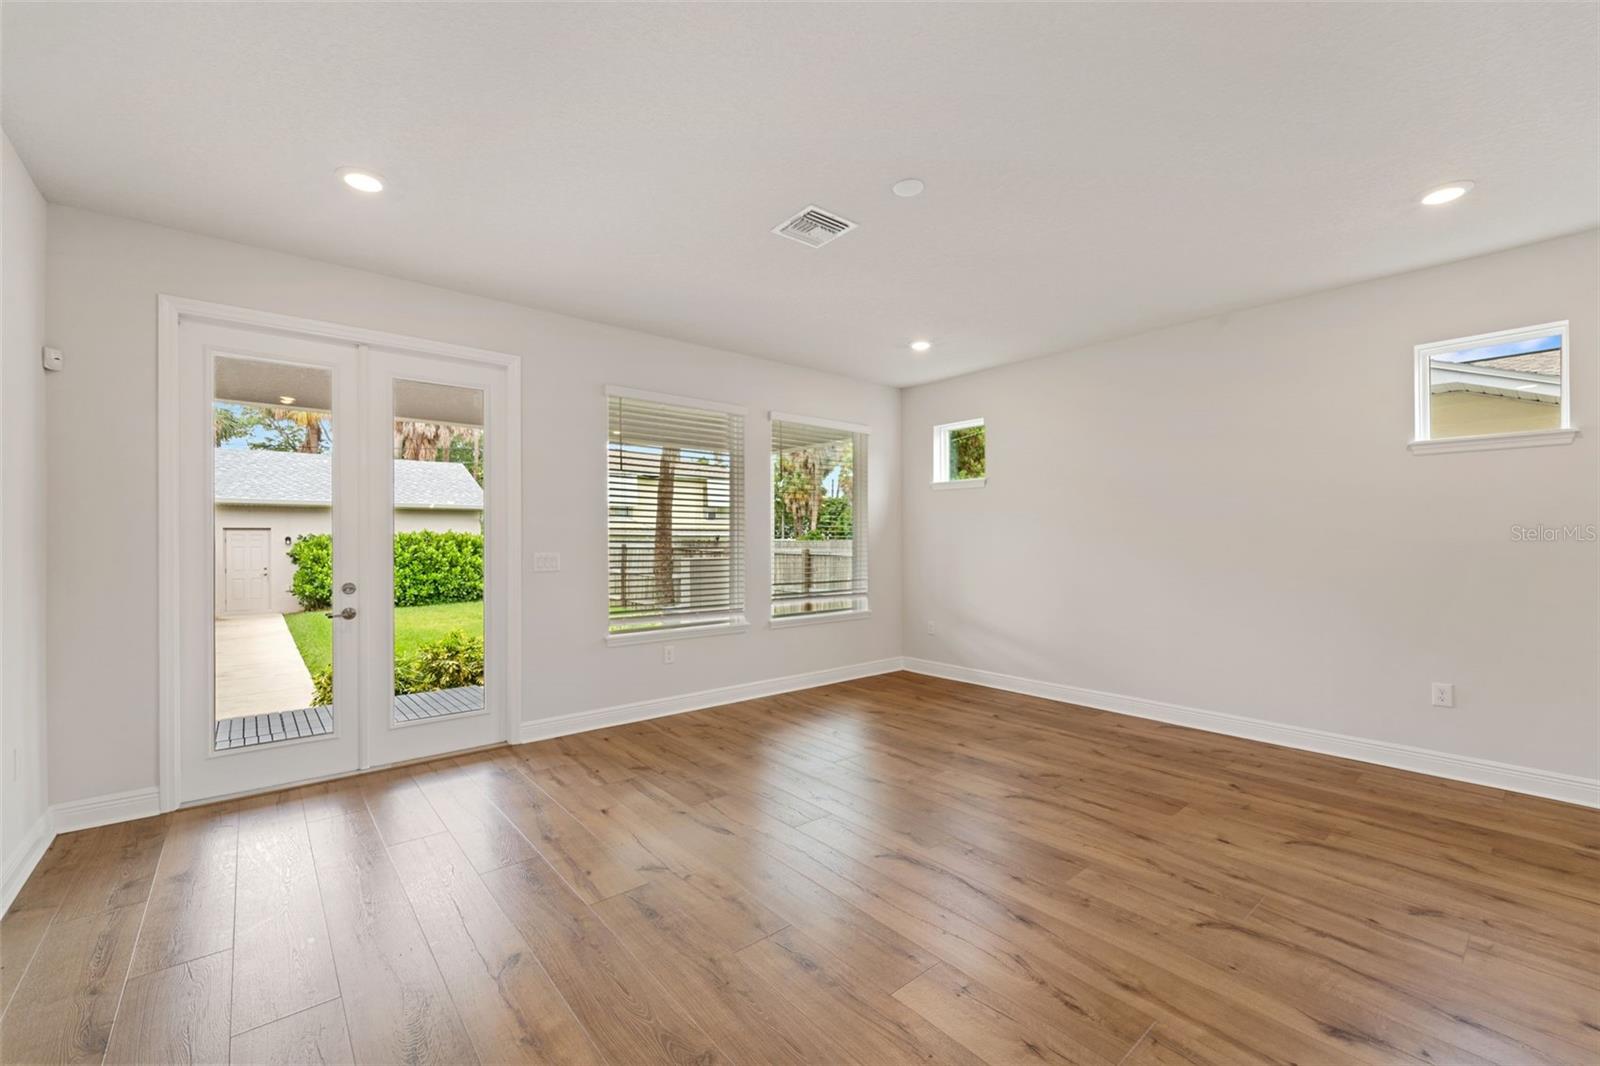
[{"xmin": 772, "ymin": 205, "xmax": 857, "ymax": 248}]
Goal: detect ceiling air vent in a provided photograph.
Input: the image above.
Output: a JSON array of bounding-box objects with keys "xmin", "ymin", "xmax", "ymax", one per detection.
[{"xmin": 772, "ymin": 205, "xmax": 857, "ymax": 248}]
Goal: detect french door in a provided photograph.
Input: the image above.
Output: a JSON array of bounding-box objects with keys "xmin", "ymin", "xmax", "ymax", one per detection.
[{"xmin": 172, "ymin": 310, "xmax": 516, "ymax": 805}]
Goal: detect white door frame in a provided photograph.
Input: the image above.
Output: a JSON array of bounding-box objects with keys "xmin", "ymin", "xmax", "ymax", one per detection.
[{"xmin": 157, "ymin": 295, "xmax": 523, "ymax": 811}]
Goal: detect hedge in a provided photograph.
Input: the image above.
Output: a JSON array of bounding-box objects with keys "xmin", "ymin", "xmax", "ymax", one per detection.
[
  {"xmin": 287, "ymin": 531, "xmax": 483, "ymax": 611},
  {"xmin": 310, "ymin": 629, "xmax": 482, "ymax": 705}
]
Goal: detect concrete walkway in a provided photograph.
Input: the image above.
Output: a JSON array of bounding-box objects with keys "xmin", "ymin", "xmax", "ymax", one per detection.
[{"xmin": 215, "ymin": 614, "xmax": 315, "ymax": 719}]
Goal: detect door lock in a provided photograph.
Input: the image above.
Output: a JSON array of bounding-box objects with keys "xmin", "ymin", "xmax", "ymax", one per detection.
[
  {"xmin": 325, "ymin": 606, "xmax": 357, "ymax": 620},
  {"xmin": 341, "ymin": 582, "xmax": 357, "ymax": 595}
]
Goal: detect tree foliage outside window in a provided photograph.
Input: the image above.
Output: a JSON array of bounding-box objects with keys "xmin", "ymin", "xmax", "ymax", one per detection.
[
  {"xmin": 773, "ymin": 439, "xmax": 853, "ymax": 540},
  {"xmin": 948, "ymin": 423, "xmax": 985, "ymax": 480},
  {"xmin": 213, "ymin": 402, "xmax": 331, "ymax": 453}
]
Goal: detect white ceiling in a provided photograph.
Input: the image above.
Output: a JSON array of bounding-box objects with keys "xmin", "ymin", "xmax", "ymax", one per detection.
[{"xmin": 5, "ymin": 3, "xmax": 1596, "ymax": 387}]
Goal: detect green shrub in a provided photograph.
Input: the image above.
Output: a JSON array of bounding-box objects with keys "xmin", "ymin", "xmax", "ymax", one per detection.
[
  {"xmin": 398, "ymin": 630, "xmax": 484, "ymax": 693},
  {"xmin": 311, "ymin": 666, "xmax": 334, "ymax": 705},
  {"xmin": 393, "ymin": 531, "xmax": 484, "ymax": 607},
  {"xmin": 308, "ymin": 630, "xmax": 483, "ymax": 706},
  {"xmin": 287, "ymin": 536, "xmax": 334, "ymax": 610},
  {"xmin": 287, "ymin": 531, "xmax": 483, "ymax": 611}
]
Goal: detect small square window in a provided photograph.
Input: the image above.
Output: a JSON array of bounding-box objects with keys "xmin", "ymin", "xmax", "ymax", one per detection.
[
  {"xmin": 933, "ymin": 419, "xmax": 985, "ymax": 486},
  {"xmin": 1412, "ymin": 322, "xmax": 1574, "ymax": 454}
]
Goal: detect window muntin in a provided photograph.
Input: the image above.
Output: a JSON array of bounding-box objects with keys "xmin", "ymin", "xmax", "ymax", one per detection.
[
  {"xmin": 1416, "ymin": 323, "xmax": 1569, "ymax": 443},
  {"xmin": 771, "ymin": 417, "xmax": 868, "ymax": 619},
  {"xmin": 933, "ymin": 418, "xmax": 986, "ymax": 484},
  {"xmin": 607, "ymin": 390, "xmax": 745, "ymax": 635}
]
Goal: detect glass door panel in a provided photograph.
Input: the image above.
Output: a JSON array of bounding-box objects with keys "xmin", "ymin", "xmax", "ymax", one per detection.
[
  {"xmin": 389, "ymin": 379, "xmax": 487, "ymax": 723},
  {"xmin": 212, "ymin": 355, "xmax": 339, "ymax": 749},
  {"xmin": 177, "ymin": 319, "xmax": 361, "ymax": 803},
  {"xmin": 362, "ymin": 351, "xmax": 508, "ymax": 766}
]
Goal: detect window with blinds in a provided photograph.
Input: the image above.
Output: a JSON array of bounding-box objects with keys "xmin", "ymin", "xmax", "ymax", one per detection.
[
  {"xmin": 607, "ymin": 389, "xmax": 745, "ymax": 635},
  {"xmin": 771, "ymin": 415, "xmax": 868, "ymax": 619}
]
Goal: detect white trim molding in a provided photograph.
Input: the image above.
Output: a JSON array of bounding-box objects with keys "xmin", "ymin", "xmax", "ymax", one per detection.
[
  {"xmin": 51, "ymin": 787, "xmax": 165, "ymax": 834},
  {"xmin": 518, "ymin": 657, "xmax": 904, "ymax": 744},
  {"xmin": 2, "ymin": 787, "xmax": 166, "ymax": 914},
  {"xmin": 1408, "ymin": 427, "xmax": 1579, "ymax": 455},
  {"xmin": 605, "ymin": 383, "xmax": 746, "ymax": 416},
  {"xmin": 768, "ymin": 410, "xmax": 871, "ymax": 435},
  {"xmin": 1, "ymin": 813, "xmax": 53, "ymax": 915},
  {"xmin": 903, "ymin": 658, "xmax": 1600, "ymax": 809}
]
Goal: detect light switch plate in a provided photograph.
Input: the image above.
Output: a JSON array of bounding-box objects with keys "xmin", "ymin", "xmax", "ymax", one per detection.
[{"xmin": 533, "ymin": 552, "xmax": 561, "ymax": 573}]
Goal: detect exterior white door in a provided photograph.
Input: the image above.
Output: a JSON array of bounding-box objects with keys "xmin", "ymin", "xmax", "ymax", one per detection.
[{"xmin": 222, "ymin": 528, "xmax": 272, "ymax": 614}]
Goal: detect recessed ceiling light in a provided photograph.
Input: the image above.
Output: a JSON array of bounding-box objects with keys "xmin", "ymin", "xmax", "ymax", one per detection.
[
  {"xmin": 337, "ymin": 167, "xmax": 385, "ymax": 193},
  {"xmin": 892, "ymin": 178, "xmax": 925, "ymax": 198},
  {"xmin": 1421, "ymin": 181, "xmax": 1473, "ymax": 206},
  {"xmin": 909, "ymin": 339, "xmax": 932, "ymax": 353},
  {"xmin": 278, "ymin": 395, "xmax": 296, "ymax": 404}
]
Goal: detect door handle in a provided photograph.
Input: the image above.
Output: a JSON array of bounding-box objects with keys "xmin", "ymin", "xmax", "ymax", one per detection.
[{"xmin": 325, "ymin": 607, "xmax": 357, "ymax": 620}]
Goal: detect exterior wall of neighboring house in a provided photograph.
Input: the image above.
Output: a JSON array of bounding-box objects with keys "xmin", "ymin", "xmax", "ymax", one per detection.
[
  {"xmin": 213, "ymin": 505, "xmax": 481, "ymax": 616},
  {"xmin": 1429, "ymin": 389, "xmax": 1560, "ymax": 438}
]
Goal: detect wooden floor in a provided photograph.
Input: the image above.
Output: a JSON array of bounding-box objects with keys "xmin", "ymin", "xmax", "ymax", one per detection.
[{"xmin": 3, "ymin": 672, "xmax": 1597, "ymax": 1065}]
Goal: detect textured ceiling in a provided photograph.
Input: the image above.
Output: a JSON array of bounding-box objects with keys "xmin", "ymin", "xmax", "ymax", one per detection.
[{"xmin": 5, "ymin": 3, "xmax": 1596, "ymax": 386}]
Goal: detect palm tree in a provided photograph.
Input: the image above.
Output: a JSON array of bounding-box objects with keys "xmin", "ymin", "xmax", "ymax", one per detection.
[
  {"xmin": 652, "ymin": 448, "xmax": 678, "ymax": 605},
  {"xmin": 267, "ymin": 407, "xmax": 328, "ymax": 453},
  {"xmin": 394, "ymin": 419, "xmax": 454, "ymax": 461}
]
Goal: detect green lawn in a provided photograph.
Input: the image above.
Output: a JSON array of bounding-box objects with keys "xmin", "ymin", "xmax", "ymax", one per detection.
[{"xmin": 283, "ymin": 600, "xmax": 484, "ymax": 674}]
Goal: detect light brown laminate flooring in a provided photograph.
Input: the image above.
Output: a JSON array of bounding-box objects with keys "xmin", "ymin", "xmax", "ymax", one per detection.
[{"xmin": 3, "ymin": 672, "xmax": 1596, "ymax": 1065}]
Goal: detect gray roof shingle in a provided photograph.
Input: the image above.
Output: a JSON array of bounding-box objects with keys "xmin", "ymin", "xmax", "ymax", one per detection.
[{"xmin": 214, "ymin": 449, "xmax": 483, "ymax": 509}]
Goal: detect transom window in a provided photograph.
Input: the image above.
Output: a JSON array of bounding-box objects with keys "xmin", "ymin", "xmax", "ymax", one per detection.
[
  {"xmin": 607, "ymin": 388, "xmax": 745, "ymax": 636},
  {"xmin": 1412, "ymin": 322, "xmax": 1574, "ymax": 453},
  {"xmin": 771, "ymin": 415, "xmax": 868, "ymax": 620}
]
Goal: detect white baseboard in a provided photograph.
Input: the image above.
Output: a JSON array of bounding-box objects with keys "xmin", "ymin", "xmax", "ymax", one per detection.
[
  {"xmin": 50, "ymin": 786, "xmax": 164, "ymax": 834},
  {"xmin": 1, "ymin": 812, "xmax": 53, "ymax": 915},
  {"xmin": 1, "ymin": 786, "xmax": 166, "ymax": 912},
  {"xmin": 903, "ymin": 658, "xmax": 1600, "ymax": 809},
  {"xmin": 518, "ymin": 657, "xmax": 906, "ymax": 745}
]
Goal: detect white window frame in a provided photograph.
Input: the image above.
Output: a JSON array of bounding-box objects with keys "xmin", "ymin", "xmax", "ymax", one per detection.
[
  {"xmin": 605, "ymin": 385, "xmax": 748, "ymax": 645},
  {"xmin": 1410, "ymin": 321, "xmax": 1577, "ymax": 455},
  {"xmin": 769, "ymin": 411, "xmax": 870, "ymax": 627},
  {"xmin": 932, "ymin": 417, "xmax": 987, "ymax": 488}
]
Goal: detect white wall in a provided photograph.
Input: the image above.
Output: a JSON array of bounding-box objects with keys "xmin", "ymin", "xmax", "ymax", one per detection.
[
  {"xmin": 901, "ymin": 229, "xmax": 1599, "ymax": 781},
  {"xmin": 45, "ymin": 206, "xmax": 901, "ymax": 807},
  {"xmin": 2, "ymin": 134, "xmax": 50, "ymax": 878}
]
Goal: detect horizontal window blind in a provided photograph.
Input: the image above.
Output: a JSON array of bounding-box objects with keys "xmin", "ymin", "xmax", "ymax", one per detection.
[
  {"xmin": 608, "ymin": 392, "xmax": 745, "ymax": 633},
  {"xmin": 771, "ymin": 418, "xmax": 867, "ymax": 617}
]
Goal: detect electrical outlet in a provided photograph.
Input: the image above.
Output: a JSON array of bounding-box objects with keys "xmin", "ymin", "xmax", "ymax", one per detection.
[
  {"xmin": 925, "ymin": 620, "xmax": 936, "ymax": 635},
  {"xmin": 1430, "ymin": 682, "xmax": 1454, "ymax": 708},
  {"xmin": 533, "ymin": 552, "xmax": 561, "ymax": 573},
  {"xmin": 663, "ymin": 644, "xmax": 676, "ymax": 665}
]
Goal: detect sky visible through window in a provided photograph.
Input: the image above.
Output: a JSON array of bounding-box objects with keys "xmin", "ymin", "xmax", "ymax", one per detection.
[{"xmin": 1429, "ymin": 334, "xmax": 1562, "ymax": 365}]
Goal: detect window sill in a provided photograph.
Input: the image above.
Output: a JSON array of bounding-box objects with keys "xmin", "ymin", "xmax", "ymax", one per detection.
[
  {"xmin": 769, "ymin": 608, "xmax": 871, "ymax": 629},
  {"xmin": 1408, "ymin": 428, "xmax": 1578, "ymax": 455},
  {"xmin": 931, "ymin": 477, "xmax": 987, "ymax": 490},
  {"xmin": 606, "ymin": 618, "xmax": 749, "ymax": 646}
]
